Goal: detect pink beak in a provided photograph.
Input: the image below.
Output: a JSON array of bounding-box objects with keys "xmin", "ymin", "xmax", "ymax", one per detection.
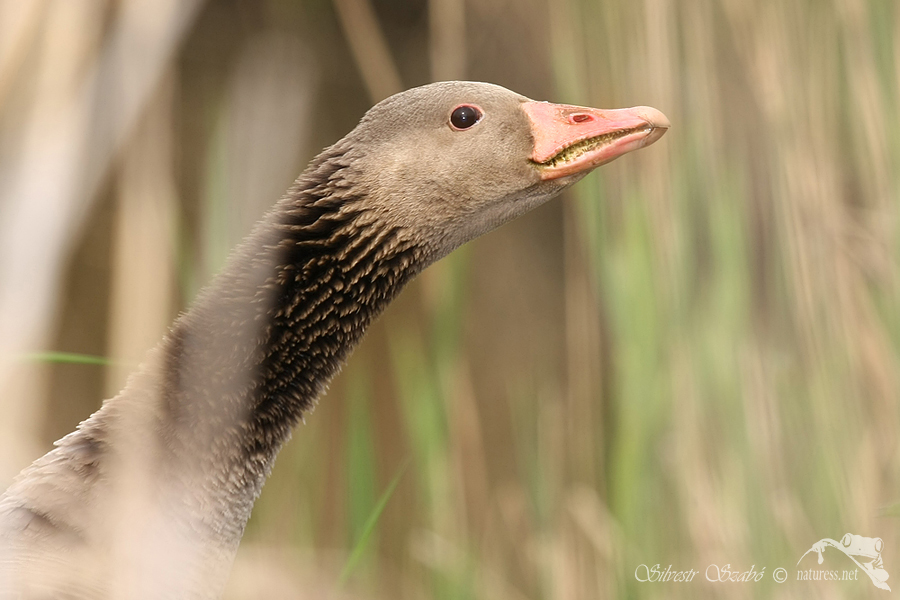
[{"xmin": 522, "ymin": 101, "xmax": 670, "ymax": 180}]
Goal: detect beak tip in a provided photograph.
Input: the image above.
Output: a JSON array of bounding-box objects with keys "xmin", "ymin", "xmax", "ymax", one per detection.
[{"xmin": 635, "ymin": 106, "xmax": 671, "ymax": 131}]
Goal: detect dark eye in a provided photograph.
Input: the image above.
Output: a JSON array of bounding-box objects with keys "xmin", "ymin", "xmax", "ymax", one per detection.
[{"xmin": 450, "ymin": 105, "xmax": 482, "ymax": 130}]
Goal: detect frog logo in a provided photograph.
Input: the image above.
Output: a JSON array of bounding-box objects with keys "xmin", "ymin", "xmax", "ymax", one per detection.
[{"xmin": 798, "ymin": 533, "xmax": 890, "ymax": 591}]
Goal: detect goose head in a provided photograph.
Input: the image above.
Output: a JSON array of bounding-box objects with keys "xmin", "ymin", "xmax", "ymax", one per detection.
[{"xmin": 327, "ymin": 81, "xmax": 669, "ymax": 259}]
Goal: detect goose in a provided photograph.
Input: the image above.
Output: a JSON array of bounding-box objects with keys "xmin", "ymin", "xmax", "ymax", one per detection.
[{"xmin": 0, "ymin": 81, "xmax": 668, "ymax": 598}]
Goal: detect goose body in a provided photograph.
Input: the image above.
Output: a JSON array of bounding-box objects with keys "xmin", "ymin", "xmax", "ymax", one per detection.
[{"xmin": 0, "ymin": 81, "xmax": 668, "ymax": 598}]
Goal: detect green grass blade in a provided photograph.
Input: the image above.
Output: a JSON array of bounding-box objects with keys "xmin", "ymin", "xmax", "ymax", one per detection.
[
  {"xmin": 338, "ymin": 457, "xmax": 411, "ymax": 587},
  {"xmin": 21, "ymin": 351, "xmax": 118, "ymax": 366}
]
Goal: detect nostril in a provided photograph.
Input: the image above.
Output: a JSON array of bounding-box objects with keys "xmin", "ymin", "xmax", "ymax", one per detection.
[{"xmin": 571, "ymin": 113, "xmax": 593, "ymax": 123}]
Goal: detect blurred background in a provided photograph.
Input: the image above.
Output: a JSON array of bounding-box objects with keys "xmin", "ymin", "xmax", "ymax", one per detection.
[{"xmin": 0, "ymin": 0, "xmax": 898, "ymax": 598}]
